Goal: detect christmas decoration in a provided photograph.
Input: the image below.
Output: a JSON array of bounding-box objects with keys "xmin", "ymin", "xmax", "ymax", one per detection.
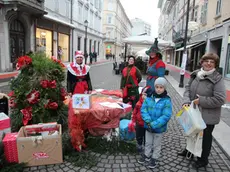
[{"xmin": 9, "ymin": 53, "xmax": 68, "ymax": 131}]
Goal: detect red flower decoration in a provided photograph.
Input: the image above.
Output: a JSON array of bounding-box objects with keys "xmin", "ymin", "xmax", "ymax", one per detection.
[
  {"xmin": 40, "ymin": 80, "xmax": 49, "ymax": 88},
  {"xmin": 8, "ymin": 91, "xmax": 15, "ymax": 97},
  {"xmin": 27, "ymin": 90, "xmax": 40, "ymax": 104},
  {"xmin": 45, "ymin": 100, "xmax": 58, "ymax": 110},
  {"xmin": 21, "ymin": 106, "xmax": 32, "ymax": 125},
  {"xmin": 60, "ymin": 88, "xmax": 67, "ymax": 100},
  {"xmin": 48, "ymin": 80, "xmax": 56, "ymax": 89},
  {"xmin": 51, "ymin": 57, "xmax": 66, "ymax": 68},
  {"xmin": 16, "ymin": 56, "xmax": 32, "ymax": 70},
  {"xmin": 9, "ymin": 98, "xmax": 17, "ymax": 108}
]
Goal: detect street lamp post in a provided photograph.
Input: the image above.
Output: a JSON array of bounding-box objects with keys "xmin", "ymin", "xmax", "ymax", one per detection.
[
  {"xmin": 84, "ymin": 20, "xmax": 88, "ymax": 64},
  {"xmin": 179, "ymin": 0, "xmax": 190, "ymax": 88}
]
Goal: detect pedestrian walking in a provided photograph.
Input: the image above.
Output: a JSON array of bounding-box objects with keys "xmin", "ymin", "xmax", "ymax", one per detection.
[
  {"xmin": 89, "ymin": 52, "xmax": 93, "ymax": 64},
  {"xmin": 128, "ymin": 86, "xmax": 152, "ymax": 153},
  {"xmin": 84, "ymin": 51, "xmax": 88, "ymax": 64},
  {"xmin": 93, "ymin": 52, "xmax": 97, "ymax": 62},
  {"xmin": 178, "ymin": 53, "xmax": 226, "ymax": 169},
  {"xmin": 120, "ymin": 55, "xmax": 142, "ymax": 109},
  {"xmin": 138, "ymin": 77, "xmax": 172, "ymax": 169},
  {"xmin": 145, "ymin": 38, "xmax": 166, "ymax": 91}
]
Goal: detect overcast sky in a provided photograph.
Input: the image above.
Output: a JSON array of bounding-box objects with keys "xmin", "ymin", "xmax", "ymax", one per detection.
[{"xmin": 120, "ymin": 0, "xmax": 160, "ymax": 37}]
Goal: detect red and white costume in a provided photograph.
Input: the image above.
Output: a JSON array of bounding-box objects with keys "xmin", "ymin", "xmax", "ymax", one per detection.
[{"xmin": 67, "ymin": 51, "xmax": 92, "ymax": 94}]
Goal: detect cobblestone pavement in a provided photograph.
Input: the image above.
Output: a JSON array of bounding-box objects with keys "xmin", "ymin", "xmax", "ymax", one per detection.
[{"xmin": 1, "ymin": 62, "xmax": 230, "ymax": 172}]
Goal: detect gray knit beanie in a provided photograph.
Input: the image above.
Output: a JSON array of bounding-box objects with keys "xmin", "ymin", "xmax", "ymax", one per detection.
[{"xmin": 154, "ymin": 77, "xmax": 167, "ymax": 89}]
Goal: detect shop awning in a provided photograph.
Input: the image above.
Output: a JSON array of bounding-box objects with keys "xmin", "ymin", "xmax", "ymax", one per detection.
[
  {"xmin": 44, "ymin": 14, "xmax": 75, "ymax": 28},
  {"xmin": 175, "ymin": 42, "xmax": 205, "ymax": 51}
]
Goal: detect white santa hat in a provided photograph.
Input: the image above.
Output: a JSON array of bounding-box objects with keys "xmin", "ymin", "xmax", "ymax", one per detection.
[{"xmin": 73, "ymin": 51, "xmax": 84, "ymax": 66}]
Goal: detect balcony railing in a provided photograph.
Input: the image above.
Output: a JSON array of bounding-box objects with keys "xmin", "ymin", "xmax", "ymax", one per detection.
[
  {"xmin": 1, "ymin": 0, "xmax": 46, "ymax": 15},
  {"xmin": 162, "ymin": 0, "xmax": 177, "ymax": 15}
]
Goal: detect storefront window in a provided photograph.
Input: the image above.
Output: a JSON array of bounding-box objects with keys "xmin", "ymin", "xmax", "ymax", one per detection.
[
  {"xmin": 36, "ymin": 28, "xmax": 52, "ymax": 58},
  {"xmin": 58, "ymin": 33, "xmax": 69, "ymax": 62}
]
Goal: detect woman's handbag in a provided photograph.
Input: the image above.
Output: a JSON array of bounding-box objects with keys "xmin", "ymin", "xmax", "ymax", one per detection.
[{"xmin": 176, "ymin": 101, "xmax": 206, "ymax": 136}]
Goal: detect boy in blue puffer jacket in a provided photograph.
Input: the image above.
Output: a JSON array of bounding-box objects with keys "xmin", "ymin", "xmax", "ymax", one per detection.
[{"xmin": 138, "ymin": 77, "xmax": 172, "ymax": 169}]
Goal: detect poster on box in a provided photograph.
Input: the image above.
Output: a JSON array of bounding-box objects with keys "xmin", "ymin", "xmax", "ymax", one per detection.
[
  {"xmin": 17, "ymin": 124, "xmax": 63, "ymax": 166},
  {"xmin": 72, "ymin": 94, "xmax": 91, "ymax": 109}
]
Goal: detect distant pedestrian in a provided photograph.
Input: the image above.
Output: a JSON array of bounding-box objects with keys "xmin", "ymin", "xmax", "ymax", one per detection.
[
  {"xmin": 145, "ymin": 38, "xmax": 165, "ymax": 91},
  {"xmin": 138, "ymin": 77, "xmax": 172, "ymax": 169},
  {"xmin": 93, "ymin": 52, "xmax": 97, "ymax": 62},
  {"xmin": 178, "ymin": 53, "xmax": 226, "ymax": 169},
  {"xmin": 84, "ymin": 51, "xmax": 88, "ymax": 64},
  {"xmin": 89, "ymin": 52, "xmax": 93, "ymax": 64}
]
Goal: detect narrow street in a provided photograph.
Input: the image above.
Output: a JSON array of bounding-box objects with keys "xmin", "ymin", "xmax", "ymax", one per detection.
[{"xmin": 12, "ymin": 62, "xmax": 228, "ymax": 172}]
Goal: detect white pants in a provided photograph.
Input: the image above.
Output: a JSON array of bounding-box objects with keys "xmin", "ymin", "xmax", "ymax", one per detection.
[{"xmin": 144, "ymin": 130, "xmax": 163, "ymax": 159}]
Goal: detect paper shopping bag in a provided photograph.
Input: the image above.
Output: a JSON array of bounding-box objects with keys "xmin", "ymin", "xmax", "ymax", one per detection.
[{"xmin": 186, "ymin": 131, "xmax": 203, "ymax": 157}]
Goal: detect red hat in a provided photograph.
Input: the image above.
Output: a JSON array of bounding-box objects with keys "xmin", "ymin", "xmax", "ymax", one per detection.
[
  {"xmin": 141, "ymin": 86, "xmax": 152, "ymax": 97},
  {"xmin": 75, "ymin": 51, "xmax": 84, "ymax": 58}
]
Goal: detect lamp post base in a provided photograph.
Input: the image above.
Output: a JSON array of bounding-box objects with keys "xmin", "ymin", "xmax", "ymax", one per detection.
[{"xmin": 179, "ymin": 74, "xmax": 184, "ymax": 88}]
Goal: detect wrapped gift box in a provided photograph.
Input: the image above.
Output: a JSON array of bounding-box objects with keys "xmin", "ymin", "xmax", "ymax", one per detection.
[
  {"xmin": 17, "ymin": 124, "xmax": 63, "ymax": 166},
  {"xmin": 72, "ymin": 94, "xmax": 91, "ymax": 109},
  {"xmin": 3, "ymin": 132, "xmax": 18, "ymax": 163},
  {"xmin": 24, "ymin": 122, "xmax": 58, "ymax": 137},
  {"xmin": 119, "ymin": 119, "xmax": 135, "ymax": 141},
  {"xmin": 0, "ymin": 112, "xmax": 11, "ymax": 141}
]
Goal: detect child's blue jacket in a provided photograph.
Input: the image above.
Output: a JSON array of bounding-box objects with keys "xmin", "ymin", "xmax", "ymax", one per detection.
[{"xmin": 141, "ymin": 95, "xmax": 172, "ymax": 133}]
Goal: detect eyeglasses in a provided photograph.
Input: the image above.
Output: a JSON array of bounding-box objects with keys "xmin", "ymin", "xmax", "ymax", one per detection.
[{"xmin": 204, "ymin": 60, "xmax": 215, "ymax": 64}]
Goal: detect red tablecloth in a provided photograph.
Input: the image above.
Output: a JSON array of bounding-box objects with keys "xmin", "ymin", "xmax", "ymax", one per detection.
[{"xmin": 68, "ymin": 93, "xmax": 132, "ymax": 151}]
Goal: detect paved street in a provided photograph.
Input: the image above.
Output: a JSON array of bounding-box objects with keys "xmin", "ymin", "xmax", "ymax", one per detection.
[{"xmin": 1, "ymin": 62, "xmax": 230, "ymax": 171}]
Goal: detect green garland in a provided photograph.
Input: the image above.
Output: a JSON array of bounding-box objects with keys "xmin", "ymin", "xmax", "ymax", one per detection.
[{"xmin": 9, "ymin": 53, "xmax": 68, "ymax": 131}]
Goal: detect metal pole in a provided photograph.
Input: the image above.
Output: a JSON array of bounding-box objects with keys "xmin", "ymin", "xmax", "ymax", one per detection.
[
  {"xmin": 84, "ymin": 26, "xmax": 87, "ymax": 64},
  {"xmin": 179, "ymin": 0, "xmax": 190, "ymax": 88}
]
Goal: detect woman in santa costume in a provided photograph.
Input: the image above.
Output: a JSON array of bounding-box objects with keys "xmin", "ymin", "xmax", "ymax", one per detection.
[
  {"xmin": 67, "ymin": 51, "xmax": 92, "ymax": 151},
  {"xmin": 67, "ymin": 51, "xmax": 92, "ymax": 95}
]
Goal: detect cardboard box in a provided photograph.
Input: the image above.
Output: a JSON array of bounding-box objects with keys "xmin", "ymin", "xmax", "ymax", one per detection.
[
  {"xmin": 72, "ymin": 94, "xmax": 91, "ymax": 109},
  {"xmin": 17, "ymin": 124, "xmax": 63, "ymax": 166},
  {"xmin": 0, "ymin": 112, "xmax": 11, "ymax": 141},
  {"xmin": 3, "ymin": 132, "xmax": 18, "ymax": 163}
]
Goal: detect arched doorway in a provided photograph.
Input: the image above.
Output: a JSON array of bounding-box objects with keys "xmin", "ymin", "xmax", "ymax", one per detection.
[{"xmin": 9, "ymin": 19, "xmax": 25, "ymax": 69}]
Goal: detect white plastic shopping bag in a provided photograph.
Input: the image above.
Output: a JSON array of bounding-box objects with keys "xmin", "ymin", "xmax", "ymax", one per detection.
[
  {"xmin": 176, "ymin": 101, "xmax": 206, "ymax": 136},
  {"xmin": 186, "ymin": 131, "xmax": 203, "ymax": 157}
]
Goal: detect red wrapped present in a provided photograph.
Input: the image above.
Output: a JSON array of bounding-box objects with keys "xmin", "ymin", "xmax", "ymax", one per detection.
[
  {"xmin": 0, "ymin": 112, "xmax": 11, "ymax": 141},
  {"xmin": 3, "ymin": 132, "xmax": 18, "ymax": 163}
]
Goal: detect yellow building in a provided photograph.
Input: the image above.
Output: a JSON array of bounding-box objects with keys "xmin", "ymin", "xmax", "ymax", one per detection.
[{"xmin": 102, "ymin": 0, "xmax": 132, "ymax": 59}]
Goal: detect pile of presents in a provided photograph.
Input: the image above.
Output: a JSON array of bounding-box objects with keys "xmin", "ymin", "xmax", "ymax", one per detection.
[{"xmin": 0, "ymin": 112, "xmax": 63, "ymax": 167}]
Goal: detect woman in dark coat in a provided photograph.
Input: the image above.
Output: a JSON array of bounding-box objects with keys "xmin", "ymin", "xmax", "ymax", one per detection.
[{"xmin": 178, "ymin": 53, "xmax": 226, "ymax": 168}]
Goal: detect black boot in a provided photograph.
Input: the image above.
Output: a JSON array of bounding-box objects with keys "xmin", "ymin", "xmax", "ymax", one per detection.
[
  {"xmin": 192, "ymin": 160, "xmax": 208, "ymax": 169},
  {"xmin": 177, "ymin": 149, "xmax": 194, "ymax": 159},
  {"xmin": 177, "ymin": 149, "xmax": 188, "ymax": 157}
]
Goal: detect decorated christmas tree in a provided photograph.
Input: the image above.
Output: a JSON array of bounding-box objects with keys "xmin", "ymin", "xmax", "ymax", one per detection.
[{"xmin": 8, "ymin": 53, "xmax": 68, "ymax": 131}]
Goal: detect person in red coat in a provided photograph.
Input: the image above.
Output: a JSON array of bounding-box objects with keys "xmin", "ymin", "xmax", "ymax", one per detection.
[{"xmin": 129, "ymin": 86, "xmax": 152, "ymax": 153}]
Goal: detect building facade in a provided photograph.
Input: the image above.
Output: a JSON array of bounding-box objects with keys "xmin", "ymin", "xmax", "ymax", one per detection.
[
  {"xmin": 0, "ymin": 0, "xmax": 46, "ymax": 72},
  {"xmin": 0, "ymin": 0, "xmax": 103, "ymax": 72},
  {"xmin": 158, "ymin": 0, "xmax": 230, "ymax": 81},
  {"xmin": 102, "ymin": 0, "xmax": 132, "ymax": 59},
  {"xmin": 39, "ymin": 0, "xmax": 103, "ymax": 63},
  {"xmin": 131, "ymin": 18, "xmax": 151, "ymax": 36}
]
